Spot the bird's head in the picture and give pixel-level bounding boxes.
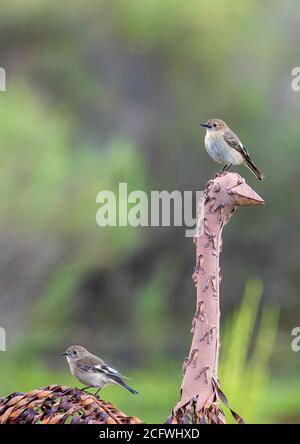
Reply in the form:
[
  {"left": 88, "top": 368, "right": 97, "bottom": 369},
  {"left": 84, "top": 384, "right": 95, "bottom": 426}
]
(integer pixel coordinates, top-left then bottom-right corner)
[
  {"left": 200, "top": 119, "right": 227, "bottom": 132},
  {"left": 60, "top": 345, "right": 88, "bottom": 360}
]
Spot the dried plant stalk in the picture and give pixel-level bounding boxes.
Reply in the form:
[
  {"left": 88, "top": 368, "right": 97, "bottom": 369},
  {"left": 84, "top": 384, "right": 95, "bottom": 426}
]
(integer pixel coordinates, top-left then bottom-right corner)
[
  {"left": 0, "top": 384, "right": 142, "bottom": 424},
  {"left": 169, "top": 172, "right": 264, "bottom": 424}
]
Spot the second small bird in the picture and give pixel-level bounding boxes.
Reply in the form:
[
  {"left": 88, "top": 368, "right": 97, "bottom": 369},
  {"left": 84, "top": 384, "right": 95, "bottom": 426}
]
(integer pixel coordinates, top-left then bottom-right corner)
[
  {"left": 61, "top": 345, "right": 138, "bottom": 395},
  {"left": 201, "top": 118, "right": 264, "bottom": 180}
]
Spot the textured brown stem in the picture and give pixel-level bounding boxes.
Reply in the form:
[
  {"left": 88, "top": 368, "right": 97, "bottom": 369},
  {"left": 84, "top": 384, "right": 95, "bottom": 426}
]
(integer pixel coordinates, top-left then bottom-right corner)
[{"left": 169, "top": 172, "right": 264, "bottom": 424}]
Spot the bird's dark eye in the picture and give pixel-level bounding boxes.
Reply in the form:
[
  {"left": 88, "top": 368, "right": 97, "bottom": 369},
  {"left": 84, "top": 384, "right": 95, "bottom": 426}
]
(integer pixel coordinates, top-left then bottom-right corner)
[
  {"left": 73, "top": 350, "right": 77, "bottom": 355},
  {"left": 213, "top": 123, "right": 217, "bottom": 128}
]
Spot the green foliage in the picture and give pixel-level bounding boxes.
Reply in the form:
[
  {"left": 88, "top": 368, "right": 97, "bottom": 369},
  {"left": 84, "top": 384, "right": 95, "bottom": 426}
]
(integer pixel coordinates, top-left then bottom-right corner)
[
  {"left": 0, "top": 85, "right": 147, "bottom": 258},
  {"left": 0, "top": 85, "right": 149, "bottom": 354},
  {"left": 133, "top": 260, "right": 174, "bottom": 355},
  {"left": 220, "top": 279, "right": 279, "bottom": 423}
]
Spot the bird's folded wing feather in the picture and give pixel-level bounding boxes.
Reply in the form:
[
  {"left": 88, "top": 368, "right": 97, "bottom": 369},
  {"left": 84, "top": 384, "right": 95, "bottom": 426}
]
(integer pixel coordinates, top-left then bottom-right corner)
[
  {"left": 77, "top": 358, "right": 128, "bottom": 380},
  {"left": 76, "top": 355, "right": 103, "bottom": 373},
  {"left": 101, "top": 364, "right": 130, "bottom": 380},
  {"left": 223, "top": 130, "right": 250, "bottom": 159}
]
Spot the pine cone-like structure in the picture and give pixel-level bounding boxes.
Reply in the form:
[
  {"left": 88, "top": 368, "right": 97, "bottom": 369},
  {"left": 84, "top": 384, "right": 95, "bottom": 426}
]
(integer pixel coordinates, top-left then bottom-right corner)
[{"left": 0, "top": 384, "right": 143, "bottom": 424}]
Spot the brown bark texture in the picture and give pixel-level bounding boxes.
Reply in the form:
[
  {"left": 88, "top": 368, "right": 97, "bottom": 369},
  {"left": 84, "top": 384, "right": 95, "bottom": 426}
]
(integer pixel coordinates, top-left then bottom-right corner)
[{"left": 168, "top": 172, "right": 264, "bottom": 424}]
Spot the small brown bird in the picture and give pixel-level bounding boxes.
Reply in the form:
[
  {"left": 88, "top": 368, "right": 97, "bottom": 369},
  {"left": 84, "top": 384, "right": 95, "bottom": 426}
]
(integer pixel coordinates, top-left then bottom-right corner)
[
  {"left": 61, "top": 345, "right": 138, "bottom": 396},
  {"left": 200, "top": 118, "right": 264, "bottom": 180}
]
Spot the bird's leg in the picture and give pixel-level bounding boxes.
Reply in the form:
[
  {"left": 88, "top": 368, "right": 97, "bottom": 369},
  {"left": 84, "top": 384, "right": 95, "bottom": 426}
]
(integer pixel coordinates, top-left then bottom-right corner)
[
  {"left": 217, "top": 164, "right": 228, "bottom": 176},
  {"left": 81, "top": 386, "right": 93, "bottom": 392},
  {"left": 95, "top": 388, "right": 102, "bottom": 397},
  {"left": 227, "top": 163, "right": 233, "bottom": 171}
]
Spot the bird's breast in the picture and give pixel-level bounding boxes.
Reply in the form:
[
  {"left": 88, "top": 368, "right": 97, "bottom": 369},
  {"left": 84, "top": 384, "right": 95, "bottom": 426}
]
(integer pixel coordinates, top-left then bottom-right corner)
[
  {"left": 205, "top": 132, "right": 243, "bottom": 165},
  {"left": 76, "top": 368, "right": 108, "bottom": 387}
]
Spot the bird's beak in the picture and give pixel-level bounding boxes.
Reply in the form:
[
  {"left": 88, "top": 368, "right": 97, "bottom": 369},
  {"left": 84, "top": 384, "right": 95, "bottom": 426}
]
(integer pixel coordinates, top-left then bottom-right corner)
[
  {"left": 200, "top": 123, "right": 211, "bottom": 129},
  {"left": 60, "top": 352, "right": 68, "bottom": 356}
]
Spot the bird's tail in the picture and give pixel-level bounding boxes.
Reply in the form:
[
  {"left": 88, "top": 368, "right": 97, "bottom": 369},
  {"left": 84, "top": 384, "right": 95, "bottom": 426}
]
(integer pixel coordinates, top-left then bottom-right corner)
[
  {"left": 245, "top": 157, "right": 264, "bottom": 181},
  {"left": 117, "top": 379, "right": 139, "bottom": 395},
  {"left": 110, "top": 374, "right": 138, "bottom": 394}
]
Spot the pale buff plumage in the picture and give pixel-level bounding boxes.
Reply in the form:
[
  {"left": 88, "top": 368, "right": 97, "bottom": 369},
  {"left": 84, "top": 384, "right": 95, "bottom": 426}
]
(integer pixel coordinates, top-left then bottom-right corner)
[{"left": 201, "top": 119, "right": 264, "bottom": 180}]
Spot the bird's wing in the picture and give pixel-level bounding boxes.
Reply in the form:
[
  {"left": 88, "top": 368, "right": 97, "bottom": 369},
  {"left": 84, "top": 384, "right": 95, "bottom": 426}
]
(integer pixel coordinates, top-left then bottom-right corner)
[
  {"left": 76, "top": 355, "right": 104, "bottom": 373},
  {"left": 77, "top": 359, "right": 137, "bottom": 394},
  {"left": 223, "top": 130, "right": 250, "bottom": 159},
  {"left": 77, "top": 358, "right": 129, "bottom": 380},
  {"left": 100, "top": 363, "right": 130, "bottom": 380}
]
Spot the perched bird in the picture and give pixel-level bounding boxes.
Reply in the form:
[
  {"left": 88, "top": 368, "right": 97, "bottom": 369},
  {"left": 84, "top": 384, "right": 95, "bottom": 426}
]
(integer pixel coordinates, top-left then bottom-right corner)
[
  {"left": 200, "top": 119, "right": 264, "bottom": 180},
  {"left": 61, "top": 345, "right": 138, "bottom": 396}
]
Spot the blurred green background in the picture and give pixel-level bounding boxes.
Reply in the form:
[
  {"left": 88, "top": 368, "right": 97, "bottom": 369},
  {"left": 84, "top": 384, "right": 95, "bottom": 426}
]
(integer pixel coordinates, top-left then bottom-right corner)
[{"left": 0, "top": 0, "right": 300, "bottom": 424}]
